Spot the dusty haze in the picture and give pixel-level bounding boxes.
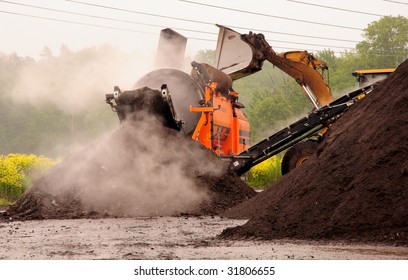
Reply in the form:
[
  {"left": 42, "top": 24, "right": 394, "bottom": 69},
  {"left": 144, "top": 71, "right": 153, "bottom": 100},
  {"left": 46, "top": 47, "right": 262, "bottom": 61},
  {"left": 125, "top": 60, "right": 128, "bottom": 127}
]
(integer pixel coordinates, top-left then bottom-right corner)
[
  {"left": 9, "top": 45, "right": 156, "bottom": 114},
  {"left": 5, "top": 41, "right": 198, "bottom": 157},
  {"left": 5, "top": 42, "right": 220, "bottom": 215},
  {"left": 30, "top": 108, "right": 225, "bottom": 216}
]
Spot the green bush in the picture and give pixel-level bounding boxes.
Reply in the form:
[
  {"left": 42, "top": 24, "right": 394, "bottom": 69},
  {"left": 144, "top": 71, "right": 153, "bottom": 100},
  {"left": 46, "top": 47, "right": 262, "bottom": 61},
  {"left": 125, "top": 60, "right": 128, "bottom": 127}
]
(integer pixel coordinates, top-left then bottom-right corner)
[
  {"left": 246, "top": 156, "right": 282, "bottom": 189},
  {"left": 0, "top": 154, "right": 55, "bottom": 204}
]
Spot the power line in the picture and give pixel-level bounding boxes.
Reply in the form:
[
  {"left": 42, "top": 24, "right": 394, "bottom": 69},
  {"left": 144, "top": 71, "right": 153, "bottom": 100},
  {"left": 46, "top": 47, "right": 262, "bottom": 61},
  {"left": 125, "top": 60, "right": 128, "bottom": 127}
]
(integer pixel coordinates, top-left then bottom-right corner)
[
  {"left": 0, "top": 10, "right": 157, "bottom": 35},
  {"left": 0, "top": 0, "right": 216, "bottom": 35},
  {"left": 287, "top": 0, "right": 384, "bottom": 16},
  {"left": 267, "top": 39, "right": 352, "bottom": 49},
  {"left": 0, "top": 8, "right": 351, "bottom": 50},
  {"left": 0, "top": 1, "right": 354, "bottom": 49},
  {"left": 267, "top": 46, "right": 349, "bottom": 53},
  {"left": 228, "top": 25, "right": 359, "bottom": 43},
  {"left": 0, "top": 1, "right": 361, "bottom": 43},
  {"left": 65, "top": 0, "right": 214, "bottom": 26},
  {"left": 0, "top": 10, "right": 396, "bottom": 56},
  {"left": 0, "top": 10, "right": 356, "bottom": 51},
  {"left": 383, "top": 0, "right": 408, "bottom": 5},
  {"left": 2, "top": 4, "right": 403, "bottom": 55},
  {"left": 179, "top": 0, "right": 363, "bottom": 30},
  {"left": 1, "top": 10, "right": 399, "bottom": 55},
  {"left": 66, "top": 0, "right": 360, "bottom": 43},
  {"left": 0, "top": 3, "right": 402, "bottom": 52}
]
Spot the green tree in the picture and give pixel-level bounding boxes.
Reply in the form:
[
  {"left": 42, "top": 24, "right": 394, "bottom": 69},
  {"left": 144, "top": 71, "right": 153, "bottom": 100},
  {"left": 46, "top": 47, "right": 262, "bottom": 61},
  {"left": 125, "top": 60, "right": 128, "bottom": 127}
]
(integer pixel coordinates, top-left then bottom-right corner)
[
  {"left": 245, "top": 77, "right": 311, "bottom": 142},
  {"left": 0, "top": 46, "right": 123, "bottom": 157},
  {"left": 194, "top": 49, "right": 216, "bottom": 65},
  {"left": 317, "top": 49, "right": 338, "bottom": 70},
  {"left": 316, "top": 16, "right": 408, "bottom": 94},
  {"left": 40, "top": 46, "right": 54, "bottom": 60},
  {"left": 356, "top": 16, "right": 408, "bottom": 68},
  {"left": 317, "top": 50, "right": 365, "bottom": 95}
]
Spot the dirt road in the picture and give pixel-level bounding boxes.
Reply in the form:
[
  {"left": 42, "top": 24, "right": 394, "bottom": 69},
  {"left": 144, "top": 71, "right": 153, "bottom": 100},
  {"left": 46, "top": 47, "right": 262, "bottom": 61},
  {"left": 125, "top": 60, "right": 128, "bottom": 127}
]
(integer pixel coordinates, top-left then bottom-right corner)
[{"left": 1, "top": 215, "right": 407, "bottom": 260}]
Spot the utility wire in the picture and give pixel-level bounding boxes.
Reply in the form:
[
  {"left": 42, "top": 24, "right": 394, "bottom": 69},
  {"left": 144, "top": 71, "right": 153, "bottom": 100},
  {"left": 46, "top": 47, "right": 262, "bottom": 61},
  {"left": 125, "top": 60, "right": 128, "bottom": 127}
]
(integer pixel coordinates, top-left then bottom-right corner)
[
  {"left": 287, "top": 0, "right": 385, "bottom": 16},
  {"left": 1, "top": 5, "right": 403, "bottom": 55},
  {"left": 0, "top": 7, "right": 398, "bottom": 55},
  {"left": 1, "top": 0, "right": 361, "bottom": 43},
  {"left": 0, "top": 9, "right": 211, "bottom": 44},
  {"left": 0, "top": 0, "right": 216, "bottom": 35},
  {"left": 267, "top": 39, "right": 352, "bottom": 49},
  {"left": 0, "top": 10, "right": 157, "bottom": 35},
  {"left": 383, "top": 0, "right": 408, "bottom": 5},
  {"left": 0, "top": 1, "right": 354, "bottom": 50},
  {"left": 232, "top": 26, "right": 359, "bottom": 43},
  {"left": 1, "top": 9, "right": 401, "bottom": 54},
  {"left": 0, "top": 8, "right": 218, "bottom": 43},
  {"left": 65, "top": 0, "right": 214, "bottom": 26},
  {"left": 66, "top": 0, "right": 360, "bottom": 43},
  {"left": 0, "top": 10, "right": 355, "bottom": 50},
  {"left": 179, "top": 0, "right": 363, "bottom": 30}
]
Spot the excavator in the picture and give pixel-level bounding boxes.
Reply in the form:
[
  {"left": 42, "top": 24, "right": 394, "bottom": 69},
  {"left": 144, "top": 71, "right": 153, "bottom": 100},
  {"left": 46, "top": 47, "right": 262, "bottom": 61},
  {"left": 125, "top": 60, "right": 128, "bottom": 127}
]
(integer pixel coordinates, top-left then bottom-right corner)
[{"left": 106, "top": 25, "right": 376, "bottom": 176}]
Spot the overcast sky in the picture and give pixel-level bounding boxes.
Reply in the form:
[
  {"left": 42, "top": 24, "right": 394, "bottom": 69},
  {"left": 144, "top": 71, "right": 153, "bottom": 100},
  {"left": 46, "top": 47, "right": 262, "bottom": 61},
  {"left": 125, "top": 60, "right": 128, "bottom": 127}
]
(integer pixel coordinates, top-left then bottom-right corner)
[{"left": 1, "top": 0, "right": 407, "bottom": 59}]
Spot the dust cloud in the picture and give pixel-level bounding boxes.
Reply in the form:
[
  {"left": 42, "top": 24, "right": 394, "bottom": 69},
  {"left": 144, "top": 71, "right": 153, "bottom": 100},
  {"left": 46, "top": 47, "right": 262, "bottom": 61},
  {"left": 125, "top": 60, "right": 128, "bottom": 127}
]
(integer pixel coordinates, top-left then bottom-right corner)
[
  {"left": 31, "top": 107, "right": 225, "bottom": 216},
  {"left": 4, "top": 42, "right": 237, "bottom": 217},
  {"left": 5, "top": 44, "right": 184, "bottom": 158},
  {"left": 9, "top": 46, "right": 155, "bottom": 114}
]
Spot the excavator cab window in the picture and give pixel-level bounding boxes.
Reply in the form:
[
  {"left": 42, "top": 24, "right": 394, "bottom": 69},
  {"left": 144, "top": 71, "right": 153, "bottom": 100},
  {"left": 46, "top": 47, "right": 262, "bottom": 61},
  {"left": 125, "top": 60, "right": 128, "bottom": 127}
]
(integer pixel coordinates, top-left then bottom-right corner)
[{"left": 352, "top": 69, "right": 395, "bottom": 88}]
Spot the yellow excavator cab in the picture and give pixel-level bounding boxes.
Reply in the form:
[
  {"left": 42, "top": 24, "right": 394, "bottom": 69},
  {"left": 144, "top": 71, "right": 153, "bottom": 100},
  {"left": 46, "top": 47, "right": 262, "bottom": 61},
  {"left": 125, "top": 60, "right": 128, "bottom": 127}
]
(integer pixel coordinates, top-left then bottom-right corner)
[{"left": 352, "top": 69, "right": 395, "bottom": 87}]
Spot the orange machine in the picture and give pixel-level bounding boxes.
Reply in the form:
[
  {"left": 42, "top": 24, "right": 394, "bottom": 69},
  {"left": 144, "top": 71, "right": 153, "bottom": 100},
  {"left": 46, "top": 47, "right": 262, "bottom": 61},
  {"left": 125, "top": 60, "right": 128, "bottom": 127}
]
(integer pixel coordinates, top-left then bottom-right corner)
[
  {"left": 189, "top": 68, "right": 250, "bottom": 155},
  {"left": 106, "top": 25, "right": 342, "bottom": 175}
]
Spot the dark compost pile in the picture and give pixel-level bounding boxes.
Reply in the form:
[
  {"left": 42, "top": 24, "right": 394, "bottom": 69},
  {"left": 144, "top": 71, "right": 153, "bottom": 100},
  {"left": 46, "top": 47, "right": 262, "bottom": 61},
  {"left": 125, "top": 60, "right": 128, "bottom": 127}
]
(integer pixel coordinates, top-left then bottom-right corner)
[{"left": 222, "top": 59, "right": 408, "bottom": 245}]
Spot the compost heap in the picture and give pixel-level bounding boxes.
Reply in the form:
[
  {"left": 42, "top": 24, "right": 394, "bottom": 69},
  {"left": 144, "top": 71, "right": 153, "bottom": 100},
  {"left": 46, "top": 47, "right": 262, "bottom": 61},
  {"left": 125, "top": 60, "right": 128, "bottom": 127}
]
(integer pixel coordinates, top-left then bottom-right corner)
[
  {"left": 223, "top": 59, "right": 408, "bottom": 245},
  {"left": 3, "top": 87, "right": 255, "bottom": 220}
]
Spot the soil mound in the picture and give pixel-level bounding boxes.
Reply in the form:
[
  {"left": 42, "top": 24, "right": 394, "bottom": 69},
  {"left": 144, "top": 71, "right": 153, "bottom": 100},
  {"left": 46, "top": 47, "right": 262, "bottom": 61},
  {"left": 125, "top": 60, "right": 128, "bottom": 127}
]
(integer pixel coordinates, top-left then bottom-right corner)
[
  {"left": 3, "top": 88, "right": 255, "bottom": 221},
  {"left": 222, "top": 59, "right": 408, "bottom": 245}
]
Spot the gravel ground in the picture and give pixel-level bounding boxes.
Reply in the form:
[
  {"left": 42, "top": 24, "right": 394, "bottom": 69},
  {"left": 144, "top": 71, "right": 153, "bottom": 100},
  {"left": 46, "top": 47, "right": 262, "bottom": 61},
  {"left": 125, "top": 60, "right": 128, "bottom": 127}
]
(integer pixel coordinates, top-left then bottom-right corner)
[{"left": 1, "top": 216, "right": 407, "bottom": 260}]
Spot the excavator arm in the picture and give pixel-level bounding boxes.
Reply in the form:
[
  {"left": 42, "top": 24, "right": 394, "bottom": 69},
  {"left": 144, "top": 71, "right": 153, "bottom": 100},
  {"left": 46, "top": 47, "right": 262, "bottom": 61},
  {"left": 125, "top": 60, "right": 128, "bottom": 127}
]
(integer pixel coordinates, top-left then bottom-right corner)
[{"left": 214, "top": 25, "right": 334, "bottom": 108}]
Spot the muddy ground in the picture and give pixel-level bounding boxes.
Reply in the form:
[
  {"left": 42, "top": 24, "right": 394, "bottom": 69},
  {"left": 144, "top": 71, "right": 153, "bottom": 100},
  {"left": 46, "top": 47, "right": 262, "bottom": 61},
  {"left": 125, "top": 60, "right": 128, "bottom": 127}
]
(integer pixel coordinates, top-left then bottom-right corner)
[{"left": 1, "top": 213, "right": 407, "bottom": 260}]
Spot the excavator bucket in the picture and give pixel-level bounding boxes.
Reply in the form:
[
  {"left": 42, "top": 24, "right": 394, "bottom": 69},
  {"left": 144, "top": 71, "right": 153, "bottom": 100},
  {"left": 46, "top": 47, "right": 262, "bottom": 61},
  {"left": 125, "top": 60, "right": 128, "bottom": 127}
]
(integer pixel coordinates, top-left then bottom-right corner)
[
  {"left": 214, "top": 25, "right": 264, "bottom": 80},
  {"left": 215, "top": 25, "right": 333, "bottom": 108}
]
